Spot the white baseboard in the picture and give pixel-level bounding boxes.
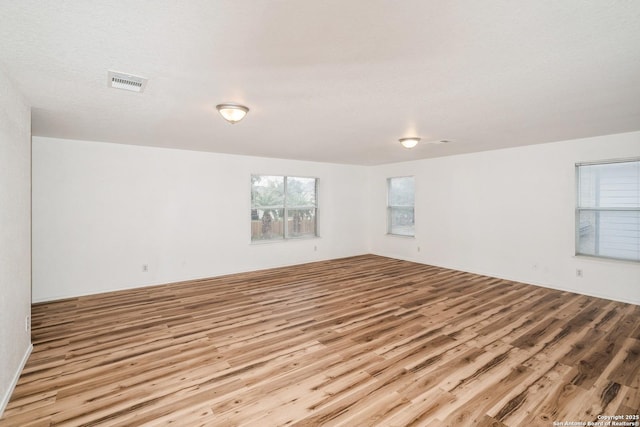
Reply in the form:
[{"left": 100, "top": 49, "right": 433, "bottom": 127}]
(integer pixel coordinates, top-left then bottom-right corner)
[{"left": 0, "top": 343, "right": 33, "bottom": 418}]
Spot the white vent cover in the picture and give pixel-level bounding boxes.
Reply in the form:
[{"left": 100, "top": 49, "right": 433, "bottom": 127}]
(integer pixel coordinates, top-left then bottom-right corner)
[{"left": 108, "top": 70, "right": 147, "bottom": 93}]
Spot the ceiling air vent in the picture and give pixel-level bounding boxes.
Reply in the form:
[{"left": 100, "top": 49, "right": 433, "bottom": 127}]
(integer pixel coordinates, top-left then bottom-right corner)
[{"left": 108, "top": 70, "right": 147, "bottom": 93}]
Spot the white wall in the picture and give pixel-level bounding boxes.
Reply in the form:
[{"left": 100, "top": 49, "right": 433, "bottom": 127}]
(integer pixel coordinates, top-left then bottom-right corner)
[
  {"left": 32, "top": 131, "right": 640, "bottom": 305},
  {"left": 0, "top": 70, "right": 32, "bottom": 414},
  {"left": 369, "top": 131, "right": 640, "bottom": 305},
  {"left": 32, "top": 137, "right": 368, "bottom": 302}
]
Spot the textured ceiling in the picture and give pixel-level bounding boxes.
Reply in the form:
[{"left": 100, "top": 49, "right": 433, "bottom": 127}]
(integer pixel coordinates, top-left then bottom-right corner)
[{"left": 1, "top": 0, "right": 639, "bottom": 165}]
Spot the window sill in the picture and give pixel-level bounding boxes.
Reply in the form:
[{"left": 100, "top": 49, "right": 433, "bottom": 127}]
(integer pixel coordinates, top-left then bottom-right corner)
[
  {"left": 386, "top": 233, "right": 415, "bottom": 239},
  {"left": 250, "top": 236, "right": 321, "bottom": 245},
  {"left": 573, "top": 254, "right": 640, "bottom": 265}
]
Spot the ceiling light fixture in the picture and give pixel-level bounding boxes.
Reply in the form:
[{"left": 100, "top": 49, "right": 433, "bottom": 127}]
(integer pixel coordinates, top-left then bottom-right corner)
[
  {"left": 216, "top": 103, "right": 249, "bottom": 124},
  {"left": 399, "top": 137, "right": 420, "bottom": 149}
]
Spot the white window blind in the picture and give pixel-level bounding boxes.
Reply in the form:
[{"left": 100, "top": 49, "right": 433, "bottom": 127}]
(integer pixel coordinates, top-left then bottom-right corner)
[
  {"left": 387, "top": 176, "right": 415, "bottom": 236},
  {"left": 576, "top": 159, "right": 640, "bottom": 262}
]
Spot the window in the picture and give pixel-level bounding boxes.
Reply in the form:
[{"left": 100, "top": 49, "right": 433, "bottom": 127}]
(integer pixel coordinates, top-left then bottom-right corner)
[
  {"left": 251, "top": 175, "right": 318, "bottom": 241},
  {"left": 387, "top": 176, "right": 415, "bottom": 236},
  {"left": 576, "top": 158, "right": 640, "bottom": 262}
]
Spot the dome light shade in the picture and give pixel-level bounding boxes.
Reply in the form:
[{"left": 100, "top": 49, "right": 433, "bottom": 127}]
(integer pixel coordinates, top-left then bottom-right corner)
[
  {"left": 399, "top": 137, "right": 420, "bottom": 149},
  {"left": 216, "top": 104, "right": 249, "bottom": 124}
]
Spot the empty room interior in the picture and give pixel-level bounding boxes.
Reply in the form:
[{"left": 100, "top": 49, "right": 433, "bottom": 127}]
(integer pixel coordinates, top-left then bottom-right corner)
[{"left": 1, "top": 1, "right": 640, "bottom": 426}]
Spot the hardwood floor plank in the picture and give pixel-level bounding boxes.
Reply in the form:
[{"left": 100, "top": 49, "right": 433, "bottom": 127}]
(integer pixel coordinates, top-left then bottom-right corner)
[
  {"left": 383, "top": 386, "right": 456, "bottom": 427},
  {"left": 1, "top": 255, "right": 638, "bottom": 426}
]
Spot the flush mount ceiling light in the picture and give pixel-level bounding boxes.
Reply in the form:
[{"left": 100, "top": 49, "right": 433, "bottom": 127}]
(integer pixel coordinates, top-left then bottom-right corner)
[
  {"left": 216, "top": 103, "right": 249, "bottom": 124},
  {"left": 399, "top": 137, "right": 420, "bottom": 149}
]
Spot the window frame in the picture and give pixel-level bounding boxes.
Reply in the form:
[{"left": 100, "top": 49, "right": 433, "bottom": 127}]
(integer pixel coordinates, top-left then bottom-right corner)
[
  {"left": 250, "top": 174, "right": 319, "bottom": 242},
  {"left": 575, "top": 157, "right": 640, "bottom": 262},
  {"left": 387, "top": 176, "right": 415, "bottom": 237}
]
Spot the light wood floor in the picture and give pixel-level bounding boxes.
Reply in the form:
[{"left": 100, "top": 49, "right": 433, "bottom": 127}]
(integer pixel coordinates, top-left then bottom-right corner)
[{"left": 2, "top": 255, "right": 639, "bottom": 426}]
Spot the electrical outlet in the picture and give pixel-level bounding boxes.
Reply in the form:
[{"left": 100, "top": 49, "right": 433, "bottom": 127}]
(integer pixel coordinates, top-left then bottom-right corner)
[
  {"left": 576, "top": 269, "right": 583, "bottom": 278},
  {"left": 142, "top": 264, "right": 148, "bottom": 272},
  {"left": 25, "top": 315, "right": 30, "bottom": 333},
  {"left": 417, "top": 246, "right": 421, "bottom": 252},
  {"left": 314, "top": 245, "right": 317, "bottom": 252}
]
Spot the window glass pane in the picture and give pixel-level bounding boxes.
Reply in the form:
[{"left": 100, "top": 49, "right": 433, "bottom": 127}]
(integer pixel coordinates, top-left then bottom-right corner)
[
  {"left": 577, "top": 159, "right": 640, "bottom": 262},
  {"left": 251, "top": 175, "right": 284, "bottom": 208},
  {"left": 286, "top": 177, "right": 317, "bottom": 207},
  {"left": 287, "top": 208, "right": 316, "bottom": 238},
  {"left": 389, "top": 207, "right": 415, "bottom": 236},
  {"left": 579, "top": 161, "right": 640, "bottom": 208},
  {"left": 578, "top": 210, "right": 640, "bottom": 261},
  {"left": 251, "top": 208, "right": 284, "bottom": 241},
  {"left": 599, "top": 210, "right": 640, "bottom": 260},
  {"left": 388, "top": 176, "right": 415, "bottom": 236},
  {"left": 251, "top": 175, "right": 318, "bottom": 241},
  {"left": 388, "top": 177, "right": 415, "bottom": 206},
  {"left": 577, "top": 210, "right": 597, "bottom": 256}
]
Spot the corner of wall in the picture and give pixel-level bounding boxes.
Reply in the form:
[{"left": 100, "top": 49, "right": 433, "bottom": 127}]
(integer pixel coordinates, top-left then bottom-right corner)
[
  {"left": 0, "top": 68, "right": 32, "bottom": 418},
  {"left": 0, "top": 344, "right": 32, "bottom": 417}
]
